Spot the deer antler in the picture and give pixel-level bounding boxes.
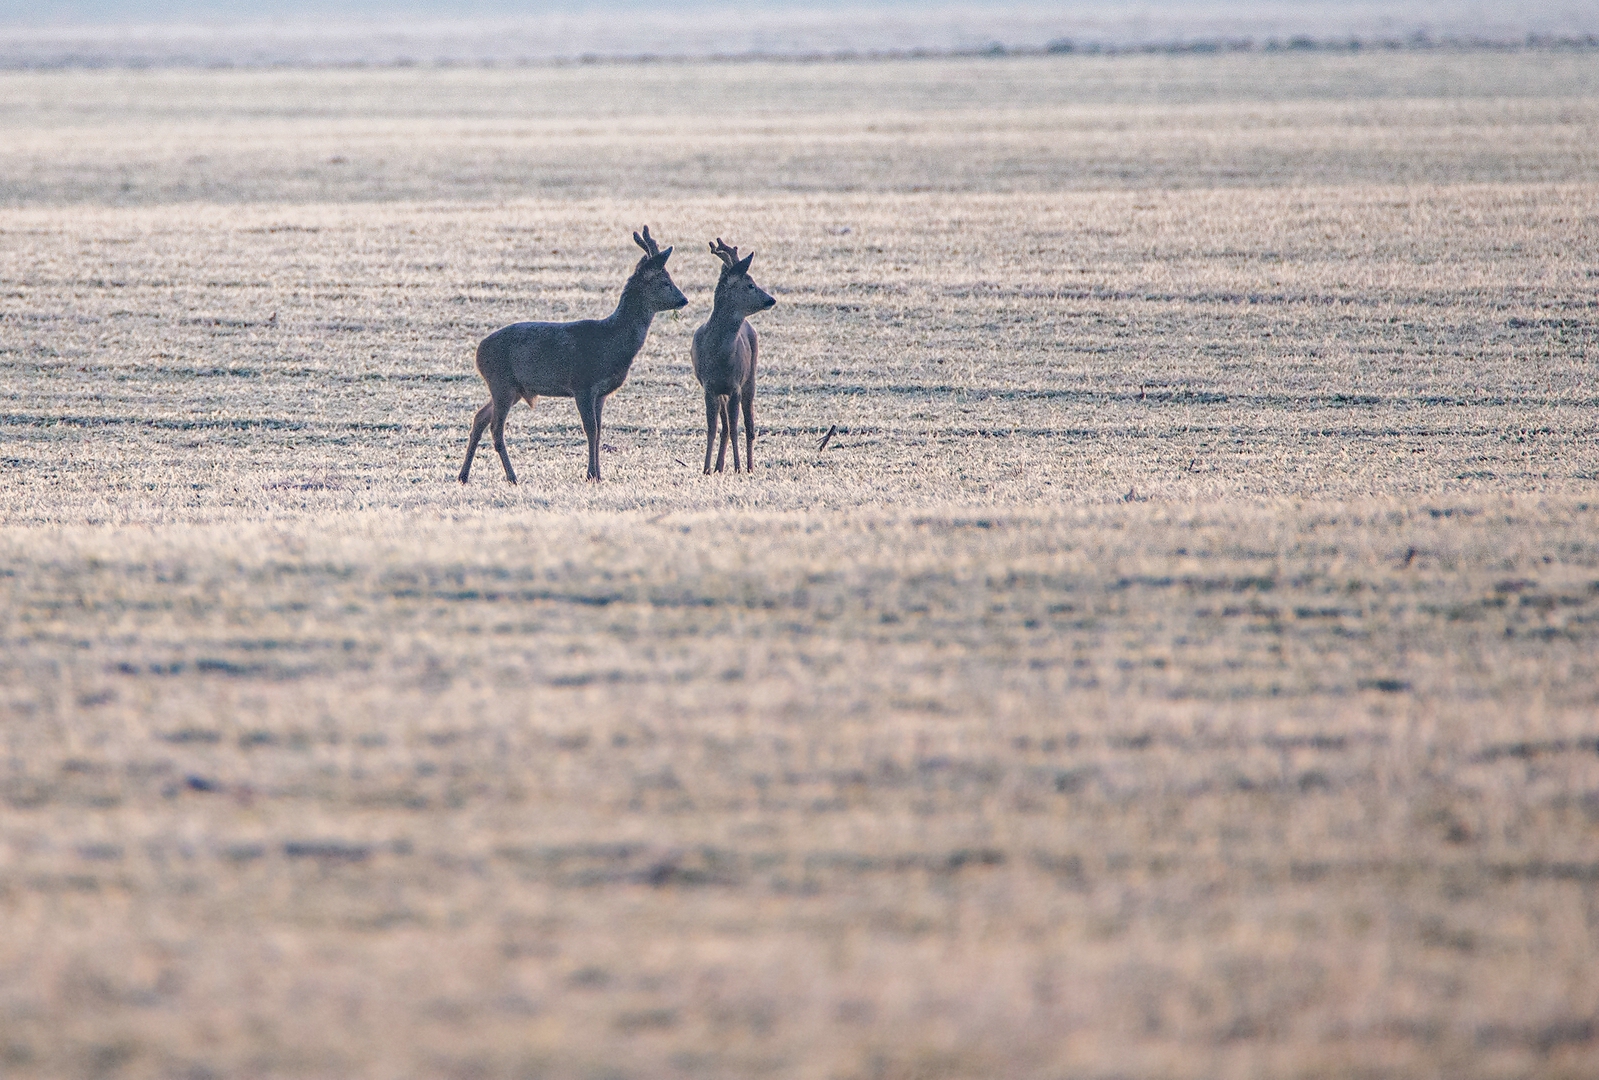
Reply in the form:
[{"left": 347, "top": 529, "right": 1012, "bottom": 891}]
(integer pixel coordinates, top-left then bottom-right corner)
[
  {"left": 709, "top": 237, "right": 740, "bottom": 268},
  {"left": 633, "top": 225, "right": 661, "bottom": 258}
]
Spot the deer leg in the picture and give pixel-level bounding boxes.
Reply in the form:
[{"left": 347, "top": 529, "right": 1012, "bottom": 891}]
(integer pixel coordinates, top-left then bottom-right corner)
[
  {"left": 576, "top": 391, "right": 603, "bottom": 482},
  {"left": 726, "top": 388, "right": 742, "bottom": 474},
  {"left": 703, "top": 393, "right": 720, "bottom": 474},
  {"left": 714, "top": 398, "right": 731, "bottom": 473},
  {"left": 741, "top": 388, "right": 755, "bottom": 473},
  {"left": 459, "top": 400, "right": 493, "bottom": 484},
  {"left": 489, "top": 395, "right": 517, "bottom": 484}
]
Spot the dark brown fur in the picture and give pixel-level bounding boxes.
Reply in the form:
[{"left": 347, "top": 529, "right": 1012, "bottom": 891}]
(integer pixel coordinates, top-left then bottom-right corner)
[
  {"left": 459, "top": 227, "right": 687, "bottom": 484},
  {"left": 690, "top": 238, "right": 775, "bottom": 474}
]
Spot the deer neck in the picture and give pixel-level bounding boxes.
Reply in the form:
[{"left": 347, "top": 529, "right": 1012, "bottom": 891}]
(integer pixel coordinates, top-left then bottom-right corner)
[
  {"left": 606, "top": 280, "right": 657, "bottom": 349},
  {"left": 703, "top": 299, "right": 748, "bottom": 345}
]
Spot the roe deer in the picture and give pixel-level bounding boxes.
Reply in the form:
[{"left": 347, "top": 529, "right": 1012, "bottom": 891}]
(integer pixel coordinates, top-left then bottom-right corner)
[
  {"left": 691, "top": 238, "right": 774, "bottom": 474},
  {"left": 458, "top": 226, "right": 687, "bottom": 485}
]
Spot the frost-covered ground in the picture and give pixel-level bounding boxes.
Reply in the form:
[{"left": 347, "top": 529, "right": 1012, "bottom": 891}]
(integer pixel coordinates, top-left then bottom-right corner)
[{"left": 2, "top": 47, "right": 1598, "bottom": 1078}]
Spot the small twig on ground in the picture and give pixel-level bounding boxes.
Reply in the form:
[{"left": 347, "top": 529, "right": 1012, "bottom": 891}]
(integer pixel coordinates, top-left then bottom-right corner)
[
  {"left": 674, "top": 458, "right": 688, "bottom": 468},
  {"left": 817, "top": 424, "right": 837, "bottom": 452}
]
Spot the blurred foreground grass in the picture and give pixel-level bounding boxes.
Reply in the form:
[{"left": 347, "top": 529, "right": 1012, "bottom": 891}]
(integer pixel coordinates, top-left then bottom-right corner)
[{"left": 3, "top": 501, "right": 1599, "bottom": 1077}]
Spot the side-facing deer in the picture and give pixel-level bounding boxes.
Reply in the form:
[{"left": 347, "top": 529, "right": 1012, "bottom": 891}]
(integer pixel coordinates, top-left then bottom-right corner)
[
  {"left": 458, "top": 226, "right": 687, "bottom": 485},
  {"left": 691, "top": 238, "right": 775, "bottom": 474}
]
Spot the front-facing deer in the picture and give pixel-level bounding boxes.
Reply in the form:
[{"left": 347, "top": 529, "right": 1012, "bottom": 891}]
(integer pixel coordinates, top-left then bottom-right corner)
[
  {"left": 691, "top": 238, "right": 775, "bottom": 474},
  {"left": 459, "top": 226, "right": 687, "bottom": 485}
]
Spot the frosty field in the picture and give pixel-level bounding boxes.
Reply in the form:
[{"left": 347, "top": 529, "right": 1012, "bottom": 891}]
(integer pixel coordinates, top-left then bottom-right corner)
[{"left": 1, "top": 49, "right": 1598, "bottom": 1079}]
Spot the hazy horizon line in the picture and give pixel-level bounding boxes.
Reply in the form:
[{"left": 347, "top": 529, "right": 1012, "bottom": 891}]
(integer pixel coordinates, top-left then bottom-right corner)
[{"left": 2, "top": 2, "right": 1595, "bottom": 70}]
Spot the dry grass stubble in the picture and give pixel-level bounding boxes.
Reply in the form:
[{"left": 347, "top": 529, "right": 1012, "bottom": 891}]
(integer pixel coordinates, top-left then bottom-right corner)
[
  {"left": 3, "top": 501, "right": 1599, "bottom": 1079},
  {"left": 1, "top": 48, "right": 1598, "bottom": 1080},
  {"left": 1, "top": 184, "right": 1595, "bottom": 518}
]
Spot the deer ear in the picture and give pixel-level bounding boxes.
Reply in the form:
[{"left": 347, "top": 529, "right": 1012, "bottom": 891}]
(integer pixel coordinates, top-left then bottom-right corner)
[
  {"left": 633, "top": 231, "right": 649, "bottom": 254},
  {"left": 736, "top": 253, "right": 753, "bottom": 274},
  {"left": 655, "top": 245, "right": 673, "bottom": 264}
]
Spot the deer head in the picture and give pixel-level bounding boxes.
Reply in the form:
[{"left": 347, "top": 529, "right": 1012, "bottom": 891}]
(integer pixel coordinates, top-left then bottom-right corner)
[
  {"left": 629, "top": 225, "right": 687, "bottom": 311},
  {"left": 709, "top": 237, "right": 774, "bottom": 317}
]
